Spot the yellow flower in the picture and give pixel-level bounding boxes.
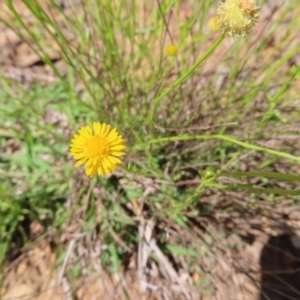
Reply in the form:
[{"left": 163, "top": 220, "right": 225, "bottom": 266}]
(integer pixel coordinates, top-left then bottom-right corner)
[
  {"left": 208, "top": 16, "right": 221, "bottom": 33},
  {"left": 217, "top": 0, "right": 260, "bottom": 37},
  {"left": 70, "top": 122, "right": 126, "bottom": 178},
  {"left": 166, "top": 44, "right": 178, "bottom": 56}
]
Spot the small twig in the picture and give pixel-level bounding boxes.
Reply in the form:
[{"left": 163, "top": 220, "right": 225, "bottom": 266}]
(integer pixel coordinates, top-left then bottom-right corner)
[
  {"left": 138, "top": 219, "right": 156, "bottom": 292},
  {"left": 109, "top": 227, "right": 132, "bottom": 253},
  {"left": 149, "top": 240, "right": 192, "bottom": 300},
  {"left": 57, "top": 238, "right": 76, "bottom": 285}
]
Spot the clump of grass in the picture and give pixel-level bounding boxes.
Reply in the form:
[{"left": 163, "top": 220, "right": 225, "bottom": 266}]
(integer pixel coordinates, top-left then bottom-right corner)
[{"left": 1, "top": 0, "right": 300, "bottom": 298}]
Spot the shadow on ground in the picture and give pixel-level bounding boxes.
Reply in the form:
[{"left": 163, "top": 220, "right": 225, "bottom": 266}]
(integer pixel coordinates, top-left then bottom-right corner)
[{"left": 260, "top": 234, "right": 300, "bottom": 300}]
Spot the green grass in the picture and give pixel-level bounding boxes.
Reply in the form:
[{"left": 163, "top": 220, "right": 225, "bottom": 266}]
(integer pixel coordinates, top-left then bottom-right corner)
[{"left": 1, "top": 0, "right": 300, "bottom": 297}]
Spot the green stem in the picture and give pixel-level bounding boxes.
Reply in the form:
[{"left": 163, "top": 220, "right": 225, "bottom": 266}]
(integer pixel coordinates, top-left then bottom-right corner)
[
  {"left": 257, "top": 66, "right": 300, "bottom": 130},
  {"left": 149, "top": 134, "right": 300, "bottom": 163},
  {"left": 149, "top": 35, "right": 225, "bottom": 133}
]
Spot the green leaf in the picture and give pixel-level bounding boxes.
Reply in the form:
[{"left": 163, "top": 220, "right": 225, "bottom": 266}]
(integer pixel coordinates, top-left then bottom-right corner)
[
  {"left": 220, "top": 171, "right": 300, "bottom": 182},
  {"left": 165, "top": 245, "right": 198, "bottom": 257},
  {"left": 108, "top": 243, "right": 121, "bottom": 274},
  {"left": 150, "top": 134, "right": 300, "bottom": 164},
  {"left": 226, "top": 184, "right": 300, "bottom": 196}
]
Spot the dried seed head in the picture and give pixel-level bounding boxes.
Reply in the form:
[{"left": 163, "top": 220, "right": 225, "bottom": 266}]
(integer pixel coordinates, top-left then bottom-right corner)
[{"left": 217, "top": 0, "right": 260, "bottom": 37}]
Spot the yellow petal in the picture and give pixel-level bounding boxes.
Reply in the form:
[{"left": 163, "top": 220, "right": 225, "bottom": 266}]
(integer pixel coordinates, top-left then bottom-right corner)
[
  {"left": 79, "top": 126, "right": 92, "bottom": 138},
  {"left": 109, "top": 138, "right": 125, "bottom": 147},
  {"left": 86, "top": 157, "right": 94, "bottom": 167},
  {"left": 86, "top": 165, "right": 97, "bottom": 177},
  {"left": 100, "top": 123, "right": 110, "bottom": 136},
  {"left": 93, "top": 122, "right": 101, "bottom": 134},
  {"left": 107, "top": 156, "right": 121, "bottom": 165},
  {"left": 107, "top": 130, "right": 118, "bottom": 142},
  {"left": 75, "top": 157, "right": 87, "bottom": 167},
  {"left": 97, "top": 164, "right": 105, "bottom": 176},
  {"left": 72, "top": 153, "right": 86, "bottom": 160},
  {"left": 110, "top": 144, "right": 126, "bottom": 151},
  {"left": 112, "top": 151, "right": 125, "bottom": 157}
]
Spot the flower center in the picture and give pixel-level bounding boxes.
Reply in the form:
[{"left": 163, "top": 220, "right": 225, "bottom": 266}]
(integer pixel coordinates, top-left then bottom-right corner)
[{"left": 85, "top": 135, "right": 109, "bottom": 158}]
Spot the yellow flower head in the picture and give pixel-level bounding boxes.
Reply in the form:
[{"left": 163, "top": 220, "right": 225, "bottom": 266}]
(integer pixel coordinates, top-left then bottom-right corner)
[
  {"left": 208, "top": 16, "right": 221, "bottom": 33},
  {"left": 217, "top": 0, "right": 260, "bottom": 37},
  {"left": 166, "top": 44, "right": 178, "bottom": 56},
  {"left": 70, "top": 122, "right": 126, "bottom": 178}
]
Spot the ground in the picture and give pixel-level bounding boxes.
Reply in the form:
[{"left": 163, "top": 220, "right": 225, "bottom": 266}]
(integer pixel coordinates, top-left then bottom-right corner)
[{"left": 1, "top": 0, "right": 300, "bottom": 299}]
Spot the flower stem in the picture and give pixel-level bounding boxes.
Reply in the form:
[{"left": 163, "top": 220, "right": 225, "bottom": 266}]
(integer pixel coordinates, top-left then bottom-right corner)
[{"left": 149, "top": 34, "right": 225, "bottom": 133}]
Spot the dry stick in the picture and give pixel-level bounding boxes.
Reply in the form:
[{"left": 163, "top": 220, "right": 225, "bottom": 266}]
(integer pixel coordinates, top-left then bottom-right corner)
[
  {"left": 149, "top": 240, "right": 192, "bottom": 300},
  {"left": 58, "top": 238, "right": 76, "bottom": 285},
  {"left": 138, "top": 219, "right": 157, "bottom": 292}
]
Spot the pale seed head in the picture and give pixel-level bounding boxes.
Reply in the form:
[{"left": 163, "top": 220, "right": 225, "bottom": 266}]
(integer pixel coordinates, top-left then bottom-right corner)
[
  {"left": 217, "top": 0, "right": 260, "bottom": 37},
  {"left": 208, "top": 16, "right": 221, "bottom": 33}
]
